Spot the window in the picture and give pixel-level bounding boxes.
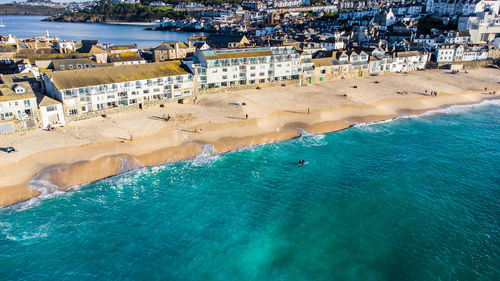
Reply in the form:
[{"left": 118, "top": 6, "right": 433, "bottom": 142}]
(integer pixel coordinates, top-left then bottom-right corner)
[
  {"left": 143, "top": 90, "right": 150, "bottom": 94},
  {"left": 68, "top": 108, "right": 78, "bottom": 115},
  {"left": 250, "top": 66, "right": 256, "bottom": 70},
  {"left": 222, "top": 75, "right": 228, "bottom": 80},
  {"left": 223, "top": 68, "right": 227, "bottom": 72},
  {"left": 46, "top": 105, "right": 56, "bottom": 112},
  {"left": 259, "top": 72, "right": 265, "bottom": 76}
]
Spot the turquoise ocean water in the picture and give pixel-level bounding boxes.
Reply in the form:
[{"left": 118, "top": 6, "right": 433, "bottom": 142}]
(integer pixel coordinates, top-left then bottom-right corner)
[{"left": 1, "top": 100, "right": 499, "bottom": 280}]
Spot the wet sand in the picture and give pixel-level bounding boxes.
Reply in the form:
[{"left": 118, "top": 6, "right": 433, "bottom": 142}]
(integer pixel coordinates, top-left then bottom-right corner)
[{"left": 0, "top": 69, "right": 499, "bottom": 207}]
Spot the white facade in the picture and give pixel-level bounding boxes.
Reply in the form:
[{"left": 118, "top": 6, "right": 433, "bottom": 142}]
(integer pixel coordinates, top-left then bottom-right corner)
[
  {"left": 43, "top": 66, "right": 195, "bottom": 118},
  {"left": 320, "top": 39, "right": 345, "bottom": 51},
  {"left": 0, "top": 97, "right": 37, "bottom": 122},
  {"left": 437, "top": 44, "right": 456, "bottom": 62},
  {"left": 458, "top": 11, "right": 500, "bottom": 43},
  {"left": 390, "top": 52, "right": 429, "bottom": 72},
  {"left": 193, "top": 46, "right": 303, "bottom": 89},
  {"left": 39, "top": 102, "right": 66, "bottom": 129}
]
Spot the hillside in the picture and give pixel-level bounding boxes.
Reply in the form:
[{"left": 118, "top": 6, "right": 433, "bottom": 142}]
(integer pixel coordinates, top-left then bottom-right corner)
[
  {"left": 0, "top": 3, "right": 64, "bottom": 16},
  {"left": 44, "top": 3, "right": 186, "bottom": 23}
]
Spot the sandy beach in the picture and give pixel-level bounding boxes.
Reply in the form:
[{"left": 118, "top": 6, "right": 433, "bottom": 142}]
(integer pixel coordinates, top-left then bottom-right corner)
[{"left": 0, "top": 69, "right": 499, "bottom": 207}]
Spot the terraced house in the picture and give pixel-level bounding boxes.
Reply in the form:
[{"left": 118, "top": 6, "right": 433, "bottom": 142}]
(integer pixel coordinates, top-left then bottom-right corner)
[
  {"left": 42, "top": 61, "right": 194, "bottom": 119},
  {"left": 188, "top": 46, "right": 303, "bottom": 89},
  {"left": 0, "top": 81, "right": 38, "bottom": 134}
]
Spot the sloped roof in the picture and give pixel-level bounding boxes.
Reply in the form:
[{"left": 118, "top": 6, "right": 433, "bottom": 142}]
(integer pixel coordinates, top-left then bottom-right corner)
[
  {"left": 77, "top": 45, "right": 107, "bottom": 54},
  {"left": 48, "top": 60, "right": 190, "bottom": 90},
  {"left": 52, "top": 58, "right": 98, "bottom": 71},
  {"left": 153, "top": 42, "right": 191, "bottom": 51},
  {"left": 109, "top": 44, "right": 137, "bottom": 51},
  {"left": 313, "top": 57, "right": 335, "bottom": 67},
  {"left": 108, "top": 53, "right": 144, "bottom": 63},
  {"left": 0, "top": 82, "right": 36, "bottom": 102},
  {"left": 395, "top": 51, "right": 421, "bottom": 58},
  {"left": 38, "top": 95, "right": 61, "bottom": 107}
]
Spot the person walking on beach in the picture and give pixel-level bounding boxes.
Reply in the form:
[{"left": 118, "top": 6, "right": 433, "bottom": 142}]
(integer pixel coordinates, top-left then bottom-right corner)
[
  {"left": 307, "top": 108, "right": 310, "bottom": 115},
  {"left": 130, "top": 134, "right": 134, "bottom": 142},
  {"left": 245, "top": 114, "right": 248, "bottom": 120}
]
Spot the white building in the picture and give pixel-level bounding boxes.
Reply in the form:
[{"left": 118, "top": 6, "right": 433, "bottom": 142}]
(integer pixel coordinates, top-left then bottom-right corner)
[
  {"left": 319, "top": 38, "right": 345, "bottom": 51},
  {"left": 390, "top": 51, "right": 429, "bottom": 72},
  {"left": 42, "top": 61, "right": 195, "bottom": 118},
  {"left": 38, "top": 95, "right": 66, "bottom": 129},
  {"left": 437, "top": 43, "right": 489, "bottom": 62},
  {"left": 189, "top": 46, "right": 303, "bottom": 89},
  {"left": 458, "top": 10, "right": 500, "bottom": 43},
  {"left": 437, "top": 44, "right": 456, "bottom": 62},
  {"left": 0, "top": 82, "right": 38, "bottom": 133}
]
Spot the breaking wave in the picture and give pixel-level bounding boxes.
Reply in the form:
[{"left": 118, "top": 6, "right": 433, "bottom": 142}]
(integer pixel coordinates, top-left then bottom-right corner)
[
  {"left": 189, "top": 144, "right": 220, "bottom": 166},
  {"left": 355, "top": 98, "right": 500, "bottom": 129},
  {"left": 296, "top": 129, "right": 327, "bottom": 147}
]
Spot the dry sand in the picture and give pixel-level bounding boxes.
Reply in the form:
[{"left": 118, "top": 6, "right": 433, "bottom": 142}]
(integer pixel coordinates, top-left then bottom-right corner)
[{"left": 0, "top": 69, "right": 499, "bottom": 207}]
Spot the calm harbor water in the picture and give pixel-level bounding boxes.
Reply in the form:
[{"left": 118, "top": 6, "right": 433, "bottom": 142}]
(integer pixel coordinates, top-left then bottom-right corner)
[
  {"left": 0, "top": 100, "right": 499, "bottom": 280},
  {"left": 0, "top": 15, "right": 200, "bottom": 48}
]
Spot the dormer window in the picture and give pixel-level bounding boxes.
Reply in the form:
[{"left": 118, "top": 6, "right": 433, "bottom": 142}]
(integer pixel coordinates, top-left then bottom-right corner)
[{"left": 13, "top": 85, "right": 25, "bottom": 94}]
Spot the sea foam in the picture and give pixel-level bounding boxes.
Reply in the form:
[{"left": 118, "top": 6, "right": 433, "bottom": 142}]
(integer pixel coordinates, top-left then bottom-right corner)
[{"left": 355, "top": 98, "right": 500, "bottom": 128}]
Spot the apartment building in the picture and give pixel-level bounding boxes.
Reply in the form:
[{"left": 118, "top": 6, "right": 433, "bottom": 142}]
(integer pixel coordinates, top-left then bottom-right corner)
[
  {"left": 189, "top": 46, "right": 303, "bottom": 89},
  {"left": 458, "top": 10, "right": 500, "bottom": 43},
  {"left": 42, "top": 61, "right": 195, "bottom": 118}
]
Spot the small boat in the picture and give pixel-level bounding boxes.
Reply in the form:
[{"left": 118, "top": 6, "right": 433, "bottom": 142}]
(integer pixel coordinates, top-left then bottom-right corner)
[{"left": 0, "top": 19, "right": 5, "bottom": 27}]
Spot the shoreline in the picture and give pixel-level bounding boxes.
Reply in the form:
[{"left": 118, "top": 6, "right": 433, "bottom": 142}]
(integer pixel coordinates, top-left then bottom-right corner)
[
  {"left": 1, "top": 93, "right": 498, "bottom": 208},
  {"left": 104, "top": 21, "right": 159, "bottom": 26},
  {"left": 0, "top": 69, "right": 498, "bottom": 207}
]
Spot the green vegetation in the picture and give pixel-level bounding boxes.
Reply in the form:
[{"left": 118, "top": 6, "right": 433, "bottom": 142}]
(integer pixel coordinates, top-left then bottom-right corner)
[
  {"left": 45, "top": 3, "right": 187, "bottom": 23},
  {"left": 417, "top": 15, "right": 458, "bottom": 34},
  {"left": 0, "top": 3, "right": 64, "bottom": 16},
  {"left": 320, "top": 12, "right": 338, "bottom": 20}
]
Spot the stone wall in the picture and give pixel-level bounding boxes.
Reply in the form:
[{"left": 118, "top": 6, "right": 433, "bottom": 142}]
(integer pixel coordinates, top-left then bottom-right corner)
[
  {"left": 198, "top": 79, "right": 300, "bottom": 95},
  {"left": 65, "top": 97, "right": 181, "bottom": 122},
  {"left": 0, "top": 117, "right": 40, "bottom": 135},
  {"left": 438, "top": 60, "right": 493, "bottom": 69}
]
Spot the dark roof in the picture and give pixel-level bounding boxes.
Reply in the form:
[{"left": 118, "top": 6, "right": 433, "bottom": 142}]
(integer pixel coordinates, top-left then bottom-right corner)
[
  {"left": 206, "top": 34, "right": 246, "bottom": 44},
  {"left": 52, "top": 58, "right": 98, "bottom": 71}
]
